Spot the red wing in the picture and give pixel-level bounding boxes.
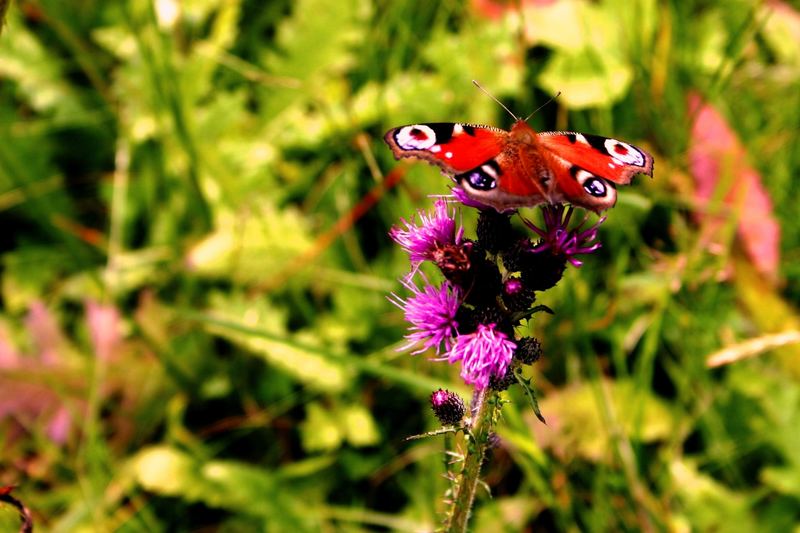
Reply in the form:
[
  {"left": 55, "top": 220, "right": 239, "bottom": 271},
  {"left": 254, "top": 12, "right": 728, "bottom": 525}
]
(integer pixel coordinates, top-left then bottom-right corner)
[
  {"left": 384, "top": 123, "right": 507, "bottom": 174},
  {"left": 538, "top": 132, "right": 654, "bottom": 184},
  {"left": 543, "top": 155, "right": 619, "bottom": 212}
]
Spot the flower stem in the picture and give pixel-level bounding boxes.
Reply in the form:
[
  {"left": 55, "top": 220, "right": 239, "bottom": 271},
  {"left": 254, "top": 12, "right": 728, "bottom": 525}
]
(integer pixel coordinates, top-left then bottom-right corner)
[{"left": 444, "top": 387, "right": 497, "bottom": 532}]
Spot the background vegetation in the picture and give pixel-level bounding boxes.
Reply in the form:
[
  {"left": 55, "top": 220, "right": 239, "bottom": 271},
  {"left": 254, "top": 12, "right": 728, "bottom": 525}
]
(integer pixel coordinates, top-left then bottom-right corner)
[{"left": 1, "top": 0, "right": 799, "bottom": 531}]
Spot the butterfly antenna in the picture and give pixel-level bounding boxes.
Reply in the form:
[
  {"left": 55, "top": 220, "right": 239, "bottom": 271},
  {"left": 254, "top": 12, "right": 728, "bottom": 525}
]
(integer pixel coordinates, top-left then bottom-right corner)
[
  {"left": 522, "top": 92, "right": 561, "bottom": 123},
  {"left": 472, "top": 80, "right": 520, "bottom": 122}
]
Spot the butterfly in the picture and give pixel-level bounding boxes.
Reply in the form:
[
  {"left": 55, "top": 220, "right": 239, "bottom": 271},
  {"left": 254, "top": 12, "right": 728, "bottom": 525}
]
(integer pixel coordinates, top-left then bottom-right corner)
[{"left": 384, "top": 117, "right": 654, "bottom": 213}]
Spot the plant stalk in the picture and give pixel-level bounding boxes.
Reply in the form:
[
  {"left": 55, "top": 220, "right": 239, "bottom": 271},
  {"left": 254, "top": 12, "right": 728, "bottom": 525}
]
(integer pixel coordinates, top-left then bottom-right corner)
[{"left": 444, "top": 387, "right": 497, "bottom": 532}]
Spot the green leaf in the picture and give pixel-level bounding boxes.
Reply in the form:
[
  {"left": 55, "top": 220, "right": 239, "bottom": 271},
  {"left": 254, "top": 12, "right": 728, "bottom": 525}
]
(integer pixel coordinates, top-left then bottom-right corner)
[
  {"left": 538, "top": 49, "right": 632, "bottom": 109},
  {"left": 2, "top": 248, "right": 71, "bottom": 313},
  {"left": 423, "top": 20, "right": 523, "bottom": 102},
  {"left": 531, "top": 380, "right": 674, "bottom": 461},
  {"left": 300, "top": 403, "right": 382, "bottom": 452},
  {"left": 670, "top": 459, "right": 758, "bottom": 533},
  {"left": 202, "top": 294, "right": 351, "bottom": 393},
  {"left": 184, "top": 309, "right": 452, "bottom": 394},
  {"left": 130, "top": 445, "right": 317, "bottom": 528},
  {"left": 300, "top": 403, "right": 344, "bottom": 453},
  {"left": 515, "top": 372, "right": 546, "bottom": 424},
  {"left": 341, "top": 404, "right": 381, "bottom": 447},
  {"left": 261, "top": 0, "right": 372, "bottom": 117},
  {"left": 0, "top": 0, "right": 9, "bottom": 36},
  {"left": 0, "top": 12, "right": 86, "bottom": 122},
  {"left": 759, "top": 3, "right": 800, "bottom": 66},
  {"left": 133, "top": 446, "right": 197, "bottom": 497},
  {"left": 185, "top": 203, "right": 314, "bottom": 284}
]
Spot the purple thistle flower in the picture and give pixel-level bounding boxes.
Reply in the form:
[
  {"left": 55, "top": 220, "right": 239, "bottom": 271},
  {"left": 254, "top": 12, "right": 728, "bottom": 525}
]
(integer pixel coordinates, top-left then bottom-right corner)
[
  {"left": 389, "top": 199, "right": 464, "bottom": 264},
  {"left": 447, "top": 323, "right": 516, "bottom": 390},
  {"left": 451, "top": 187, "right": 517, "bottom": 214},
  {"left": 389, "top": 276, "right": 461, "bottom": 355},
  {"left": 450, "top": 187, "right": 492, "bottom": 210},
  {"left": 523, "top": 204, "right": 605, "bottom": 267}
]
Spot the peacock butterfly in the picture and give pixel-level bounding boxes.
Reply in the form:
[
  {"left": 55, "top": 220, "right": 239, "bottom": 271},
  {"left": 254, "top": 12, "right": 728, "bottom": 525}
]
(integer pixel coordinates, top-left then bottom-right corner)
[{"left": 384, "top": 100, "right": 653, "bottom": 213}]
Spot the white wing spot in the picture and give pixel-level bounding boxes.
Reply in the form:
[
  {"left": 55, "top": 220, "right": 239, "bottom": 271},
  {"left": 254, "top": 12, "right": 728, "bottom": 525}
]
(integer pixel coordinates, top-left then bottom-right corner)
[
  {"left": 575, "top": 133, "right": 589, "bottom": 145},
  {"left": 396, "top": 125, "right": 437, "bottom": 151},
  {"left": 445, "top": 151, "right": 453, "bottom": 159},
  {"left": 453, "top": 124, "right": 464, "bottom": 135},
  {"left": 574, "top": 169, "right": 595, "bottom": 184},
  {"left": 431, "top": 145, "right": 441, "bottom": 153},
  {"left": 481, "top": 163, "right": 498, "bottom": 179},
  {"left": 604, "top": 138, "right": 644, "bottom": 166}
]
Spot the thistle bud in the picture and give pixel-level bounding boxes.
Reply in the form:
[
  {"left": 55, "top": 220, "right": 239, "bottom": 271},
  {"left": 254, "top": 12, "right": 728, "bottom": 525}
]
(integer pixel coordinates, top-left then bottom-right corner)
[{"left": 430, "top": 389, "right": 466, "bottom": 426}]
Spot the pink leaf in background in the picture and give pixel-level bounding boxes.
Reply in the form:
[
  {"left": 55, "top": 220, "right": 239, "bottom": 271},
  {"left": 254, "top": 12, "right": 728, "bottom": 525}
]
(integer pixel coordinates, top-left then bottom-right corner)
[
  {"left": 0, "top": 380, "right": 75, "bottom": 445},
  {"left": 0, "top": 324, "right": 20, "bottom": 368},
  {"left": 86, "top": 301, "right": 122, "bottom": 362},
  {"left": 47, "top": 405, "right": 72, "bottom": 444},
  {"left": 25, "top": 300, "right": 66, "bottom": 365},
  {"left": 687, "top": 92, "right": 781, "bottom": 280}
]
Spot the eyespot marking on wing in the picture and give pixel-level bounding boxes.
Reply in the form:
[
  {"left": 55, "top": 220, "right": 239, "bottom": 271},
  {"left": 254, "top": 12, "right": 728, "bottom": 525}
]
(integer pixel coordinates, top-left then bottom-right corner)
[
  {"left": 394, "top": 125, "right": 437, "bottom": 150},
  {"left": 393, "top": 123, "right": 475, "bottom": 151},
  {"left": 457, "top": 160, "right": 501, "bottom": 191},
  {"left": 570, "top": 166, "right": 613, "bottom": 198},
  {"left": 604, "top": 138, "right": 646, "bottom": 166}
]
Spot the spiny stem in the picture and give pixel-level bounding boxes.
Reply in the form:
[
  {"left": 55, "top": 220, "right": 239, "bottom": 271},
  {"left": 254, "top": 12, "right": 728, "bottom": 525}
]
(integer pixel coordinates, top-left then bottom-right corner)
[{"left": 442, "top": 387, "right": 498, "bottom": 532}]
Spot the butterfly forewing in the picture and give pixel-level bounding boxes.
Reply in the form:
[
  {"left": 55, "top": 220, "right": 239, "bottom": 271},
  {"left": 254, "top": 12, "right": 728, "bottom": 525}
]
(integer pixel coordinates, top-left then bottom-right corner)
[{"left": 384, "top": 123, "right": 506, "bottom": 174}]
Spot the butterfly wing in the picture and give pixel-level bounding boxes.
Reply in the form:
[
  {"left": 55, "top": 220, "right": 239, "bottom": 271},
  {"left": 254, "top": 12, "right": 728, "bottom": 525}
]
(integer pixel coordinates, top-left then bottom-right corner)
[
  {"left": 384, "top": 123, "right": 654, "bottom": 213},
  {"left": 384, "top": 123, "right": 507, "bottom": 174},
  {"left": 384, "top": 122, "right": 550, "bottom": 210},
  {"left": 537, "top": 131, "right": 654, "bottom": 212}
]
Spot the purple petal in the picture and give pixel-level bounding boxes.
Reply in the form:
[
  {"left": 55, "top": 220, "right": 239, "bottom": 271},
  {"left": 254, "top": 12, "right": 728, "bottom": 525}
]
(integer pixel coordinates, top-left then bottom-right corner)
[
  {"left": 447, "top": 324, "right": 515, "bottom": 389},
  {"left": 390, "top": 276, "right": 461, "bottom": 355}
]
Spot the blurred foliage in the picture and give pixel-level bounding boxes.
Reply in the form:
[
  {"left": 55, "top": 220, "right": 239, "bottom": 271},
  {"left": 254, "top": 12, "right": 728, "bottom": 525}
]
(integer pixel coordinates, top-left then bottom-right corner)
[{"left": 1, "top": 0, "right": 800, "bottom": 531}]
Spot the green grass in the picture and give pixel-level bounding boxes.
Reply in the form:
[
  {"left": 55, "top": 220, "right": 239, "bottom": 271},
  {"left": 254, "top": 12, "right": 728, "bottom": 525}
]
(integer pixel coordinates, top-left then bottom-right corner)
[{"left": 1, "top": 0, "right": 800, "bottom": 531}]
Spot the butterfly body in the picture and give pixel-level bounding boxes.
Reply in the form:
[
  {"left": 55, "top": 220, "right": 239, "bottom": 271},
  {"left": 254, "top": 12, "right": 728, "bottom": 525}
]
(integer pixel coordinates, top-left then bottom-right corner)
[{"left": 384, "top": 120, "right": 653, "bottom": 212}]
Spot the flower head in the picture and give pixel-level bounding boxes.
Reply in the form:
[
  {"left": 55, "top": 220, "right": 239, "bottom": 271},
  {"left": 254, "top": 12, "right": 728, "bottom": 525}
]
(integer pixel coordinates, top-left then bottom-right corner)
[
  {"left": 430, "top": 389, "right": 466, "bottom": 425},
  {"left": 390, "top": 199, "right": 463, "bottom": 264},
  {"left": 450, "top": 187, "right": 492, "bottom": 210},
  {"left": 389, "top": 276, "right": 461, "bottom": 355},
  {"left": 523, "top": 204, "right": 605, "bottom": 267},
  {"left": 447, "top": 323, "right": 515, "bottom": 389},
  {"left": 451, "top": 187, "right": 517, "bottom": 214}
]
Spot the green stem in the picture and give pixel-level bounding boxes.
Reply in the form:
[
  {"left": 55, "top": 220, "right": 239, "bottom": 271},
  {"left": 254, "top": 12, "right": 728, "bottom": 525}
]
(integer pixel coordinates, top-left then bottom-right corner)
[{"left": 444, "top": 388, "right": 497, "bottom": 532}]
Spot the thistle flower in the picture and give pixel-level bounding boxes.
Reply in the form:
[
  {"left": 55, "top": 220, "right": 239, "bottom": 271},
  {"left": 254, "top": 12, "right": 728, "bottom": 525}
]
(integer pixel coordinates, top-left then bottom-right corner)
[
  {"left": 390, "top": 198, "right": 464, "bottom": 264},
  {"left": 389, "top": 276, "right": 461, "bottom": 355},
  {"left": 448, "top": 323, "right": 516, "bottom": 390},
  {"left": 450, "top": 186, "right": 491, "bottom": 210},
  {"left": 430, "top": 389, "right": 466, "bottom": 425},
  {"left": 523, "top": 204, "right": 605, "bottom": 267}
]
